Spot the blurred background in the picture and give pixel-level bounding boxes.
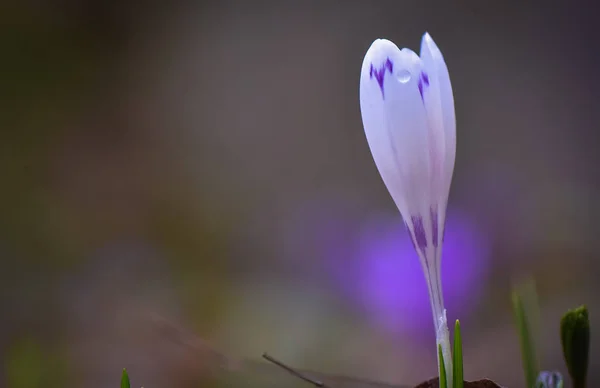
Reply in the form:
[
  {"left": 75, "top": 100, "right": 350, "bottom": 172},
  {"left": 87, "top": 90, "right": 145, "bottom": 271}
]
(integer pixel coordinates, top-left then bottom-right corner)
[{"left": 2, "top": 1, "right": 599, "bottom": 387}]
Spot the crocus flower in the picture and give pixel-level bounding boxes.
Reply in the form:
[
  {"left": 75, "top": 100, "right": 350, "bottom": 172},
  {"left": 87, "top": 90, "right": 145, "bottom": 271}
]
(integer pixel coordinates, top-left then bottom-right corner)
[{"left": 359, "top": 32, "right": 456, "bottom": 384}]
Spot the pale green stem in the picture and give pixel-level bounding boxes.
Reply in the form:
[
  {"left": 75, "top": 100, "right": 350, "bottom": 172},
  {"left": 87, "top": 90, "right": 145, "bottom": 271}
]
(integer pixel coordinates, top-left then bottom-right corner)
[{"left": 424, "top": 261, "right": 453, "bottom": 388}]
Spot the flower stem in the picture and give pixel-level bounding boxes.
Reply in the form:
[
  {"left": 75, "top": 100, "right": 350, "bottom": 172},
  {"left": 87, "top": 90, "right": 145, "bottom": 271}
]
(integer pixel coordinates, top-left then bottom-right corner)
[
  {"left": 436, "top": 309, "right": 453, "bottom": 388},
  {"left": 424, "top": 262, "right": 453, "bottom": 388}
]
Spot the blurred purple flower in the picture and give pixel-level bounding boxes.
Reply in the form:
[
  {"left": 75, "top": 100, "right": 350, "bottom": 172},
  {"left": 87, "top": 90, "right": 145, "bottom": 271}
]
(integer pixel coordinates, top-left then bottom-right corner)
[
  {"left": 327, "top": 210, "right": 491, "bottom": 336},
  {"left": 278, "top": 195, "right": 491, "bottom": 337}
]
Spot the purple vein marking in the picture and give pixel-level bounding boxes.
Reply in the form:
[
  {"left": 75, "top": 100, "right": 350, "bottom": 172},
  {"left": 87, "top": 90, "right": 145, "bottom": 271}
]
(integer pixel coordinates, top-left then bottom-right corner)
[
  {"left": 417, "top": 71, "right": 430, "bottom": 101},
  {"left": 430, "top": 208, "right": 439, "bottom": 248},
  {"left": 369, "top": 58, "right": 393, "bottom": 98},
  {"left": 411, "top": 215, "right": 428, "bottom": 252}
]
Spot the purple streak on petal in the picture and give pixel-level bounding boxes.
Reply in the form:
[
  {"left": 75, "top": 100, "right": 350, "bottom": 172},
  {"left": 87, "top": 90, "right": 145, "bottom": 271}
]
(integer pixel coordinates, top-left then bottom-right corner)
[
  {"left": 369, "top": 58, "right": 394, "bottom": 98},
  {"left": 411, "top": 215, "right": 428, "bottom": 252},
  {"left": 430, "top": 208, "right": 439, "bottom": 248},
  {"left": 417, "top": 71, "right": 430, "bottom": 101}
]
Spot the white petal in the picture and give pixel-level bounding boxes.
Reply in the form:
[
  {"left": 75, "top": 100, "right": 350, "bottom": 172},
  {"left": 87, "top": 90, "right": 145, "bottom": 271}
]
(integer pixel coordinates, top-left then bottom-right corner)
[
  {"left": 359, "top": 39, "right": 432, "bottom": 220},
  {"left": 420, "top": 32, "right": 456, "bottom": 243}
]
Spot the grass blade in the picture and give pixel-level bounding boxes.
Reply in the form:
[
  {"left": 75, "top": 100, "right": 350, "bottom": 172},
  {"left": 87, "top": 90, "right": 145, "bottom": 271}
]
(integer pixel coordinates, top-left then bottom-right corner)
[
  {"left": 453, "top": 320, "right": 464, "bottom": 388},
  {"left": 438, "top": 344, "right": 448, "bottom": 388},
  {"left": 512, "top": 290, "right": 538, "bottom": 388}
]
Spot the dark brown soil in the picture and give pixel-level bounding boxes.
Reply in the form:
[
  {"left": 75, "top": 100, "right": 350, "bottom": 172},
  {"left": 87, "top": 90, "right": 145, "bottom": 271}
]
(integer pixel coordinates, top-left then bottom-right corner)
[{"left": 414, "top": 378, "right": 503, "bottom": 388}]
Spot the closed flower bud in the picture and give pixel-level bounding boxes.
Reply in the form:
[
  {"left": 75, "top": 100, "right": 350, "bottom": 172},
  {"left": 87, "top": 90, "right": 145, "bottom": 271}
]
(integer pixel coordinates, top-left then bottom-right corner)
[{"left": 359, "top": 32, "right": 456, "bottom": 386}]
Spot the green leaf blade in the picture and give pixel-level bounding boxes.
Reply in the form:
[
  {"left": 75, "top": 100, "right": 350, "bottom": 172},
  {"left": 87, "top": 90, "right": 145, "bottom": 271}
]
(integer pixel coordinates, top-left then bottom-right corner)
[
  {"left": 453, "top": 320, "right": 464, "bottom": 388},
  {"left": 121, "top": 368, "right": 130, "bottom": 388},
  {"left": 438, "top": 344, "right": 448, "bottom": 388},
  {"left": 512, "top": 290, "right": 538, "bottom": 388}
]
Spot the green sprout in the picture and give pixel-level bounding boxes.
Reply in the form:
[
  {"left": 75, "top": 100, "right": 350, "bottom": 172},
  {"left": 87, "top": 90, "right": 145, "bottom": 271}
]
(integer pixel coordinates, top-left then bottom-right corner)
[
  {"left": 121, "top": 368, "right": 130, "bottom": 388},
  {"left": 560, "top": 305, "right": 589, "bottom": 388}
]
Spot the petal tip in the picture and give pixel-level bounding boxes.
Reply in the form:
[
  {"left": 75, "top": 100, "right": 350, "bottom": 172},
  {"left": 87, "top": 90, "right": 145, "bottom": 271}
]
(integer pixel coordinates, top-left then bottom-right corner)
[
  {"left": 365, "top": 38, "right": 399, "bottom": 59},
  {"left": 421, "top": 32, "right": 435, "bottom": 50},
  {"left": 362, "top": 38, "right": 400, "bottom": 98},
  {"left": 420, "top": 32, "right": 443, "bottom": 59}
]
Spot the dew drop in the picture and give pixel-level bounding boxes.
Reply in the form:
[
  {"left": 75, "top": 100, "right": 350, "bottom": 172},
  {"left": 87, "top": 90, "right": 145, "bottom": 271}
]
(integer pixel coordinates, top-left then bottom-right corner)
[{"left": 396, "top": 69, "right": 411, "bottom": 83}]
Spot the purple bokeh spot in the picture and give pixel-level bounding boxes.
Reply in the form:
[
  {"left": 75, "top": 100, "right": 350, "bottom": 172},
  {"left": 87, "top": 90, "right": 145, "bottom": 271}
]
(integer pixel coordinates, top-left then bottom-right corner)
[
  {"left": 430, "top": 208, "right": 439, "bottom": 247},
  {"left": 279, "top": 197, "right": 492, "bottom": 340},
  {"left": 417, "top": 71, "right": 430, "bottom": 100},
  {"left": 326, "top": 210, "right": 491, "bottom": 337},
  {"left": 369, "top": 58, "right": 394, "bottom": 98},
  {"left": 411, "top": 215, "right": 428, "bottom": 252}
]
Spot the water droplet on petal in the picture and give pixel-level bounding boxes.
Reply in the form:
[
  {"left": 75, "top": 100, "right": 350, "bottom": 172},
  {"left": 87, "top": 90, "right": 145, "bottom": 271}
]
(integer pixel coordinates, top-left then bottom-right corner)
[{"left": 396, "top": 69, "right": 411, "bottom": 83}]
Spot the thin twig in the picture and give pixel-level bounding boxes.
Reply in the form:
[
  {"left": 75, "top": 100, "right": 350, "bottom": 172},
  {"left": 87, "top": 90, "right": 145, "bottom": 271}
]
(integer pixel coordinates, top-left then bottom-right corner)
[{"left": 262, "top": 353, "right": 326, "bottom": 387}]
